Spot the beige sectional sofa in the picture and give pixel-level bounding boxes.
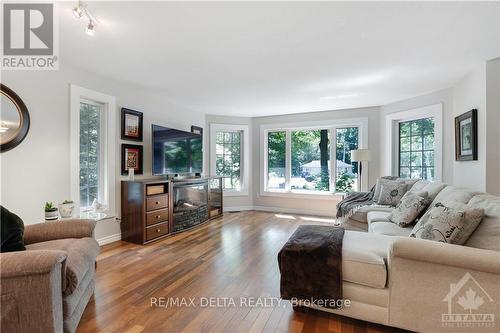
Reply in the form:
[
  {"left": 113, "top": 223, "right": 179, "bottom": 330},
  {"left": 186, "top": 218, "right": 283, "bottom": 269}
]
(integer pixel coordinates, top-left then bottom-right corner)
[{"left": 314, "top": 180, "right": 500, "bottom": 332}]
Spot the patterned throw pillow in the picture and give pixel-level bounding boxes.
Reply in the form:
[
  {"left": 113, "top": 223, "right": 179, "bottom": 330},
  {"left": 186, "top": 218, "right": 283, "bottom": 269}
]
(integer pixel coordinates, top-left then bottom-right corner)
[
  {"left": 373, "top": 178, "right": 404, "bottom": 201},
  {"left": 376, "top": 183, "right": 408, "bottom": 206},
  {"left": 388, "top": 192, "right": 429, "bottom": 227},
  {"left": 443, "top": 203, "right": 484, "bottom": 245},
  {"left": 409, "top": 203, "right": 465, "bottom": 243}
]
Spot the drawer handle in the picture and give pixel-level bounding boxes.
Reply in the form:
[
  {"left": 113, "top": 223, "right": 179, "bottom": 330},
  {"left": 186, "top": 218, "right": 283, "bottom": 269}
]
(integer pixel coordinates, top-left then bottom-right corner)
[
  {"left": 157, "top": 228, "right": 161, "bottom": 232},
  {"left": 155, "top": 201, "right": 160, "bottom": 204},
  {"left": 156, "top": 215, "right": 161, "bottom": 218}
]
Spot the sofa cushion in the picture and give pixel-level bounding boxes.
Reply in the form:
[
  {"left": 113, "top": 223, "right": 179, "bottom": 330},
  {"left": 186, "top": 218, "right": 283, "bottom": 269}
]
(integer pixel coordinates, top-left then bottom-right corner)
[
  {"left": 465, "top": 195, "right": 500, "bottom": 251},
  {"left": 350, "top": 204, "right": 393, "bottom": 223},
  {"left": 428, "top": 185, "right": 483, "bottom": 208},
  {"left": 369, "top": 221, "right": 413, "bottom": 237},
  {"left": 342, "top": 231, "right": 392, "bottom": 289},
  {"left": 25, "top": 237, "right": 99, "bottom": 295},
  {"left": 407, "top": 180, "right": 447, "bottom": 201}
]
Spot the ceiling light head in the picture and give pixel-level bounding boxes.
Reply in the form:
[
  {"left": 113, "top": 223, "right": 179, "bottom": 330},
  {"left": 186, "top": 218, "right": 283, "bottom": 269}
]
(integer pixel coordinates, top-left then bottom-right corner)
[
  {"left": 72, "top": 5, "right": 84, "bottom": 18},
  {"left": 86, "top": 20, "right": 95, "bottom": 36}
]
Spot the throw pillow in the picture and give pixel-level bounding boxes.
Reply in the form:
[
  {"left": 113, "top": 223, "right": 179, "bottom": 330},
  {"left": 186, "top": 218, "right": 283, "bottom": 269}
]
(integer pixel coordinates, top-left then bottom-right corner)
[
  {"left": 377, "top": 183, "right": 408, "bottom": 206},
  {"left": 443, "top": 202, "right": 484, "bottom": 245},
  {"left": 409, "top": 203, "right": 465, "bottom": 243},
  {"left": 0, "top": 206, "right": 26, "bottom": 252},
  {"left": 388, "top": 192, "right": 429, "bottom": 227},
  {"left": 373, "top": 178, "right": 404, "bottom": 202}
]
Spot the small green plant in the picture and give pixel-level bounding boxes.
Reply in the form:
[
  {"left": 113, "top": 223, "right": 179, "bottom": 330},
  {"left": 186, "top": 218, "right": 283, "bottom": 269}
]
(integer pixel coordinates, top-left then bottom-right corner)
[
  {"left": 45, "top": 202, "right": 57, "bottom": 212},
  {"left": 62, "top": 200, "right": 74, "bottom": 204},
  {"left": 335, "top": 172, "right": 355, "bottom": 193}
]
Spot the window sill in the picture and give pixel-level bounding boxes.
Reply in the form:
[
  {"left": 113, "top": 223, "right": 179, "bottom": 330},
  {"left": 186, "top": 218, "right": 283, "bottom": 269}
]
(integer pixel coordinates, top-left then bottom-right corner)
[
  {"left": 260, "top": 190, "right": 343, "bottom": 200},
  {"left": 224, "top": 190, "right": 249, "bottom": 197}
]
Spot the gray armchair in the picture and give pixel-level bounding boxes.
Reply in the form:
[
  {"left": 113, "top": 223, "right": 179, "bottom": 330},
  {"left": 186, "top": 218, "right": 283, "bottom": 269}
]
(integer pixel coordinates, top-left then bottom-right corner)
[{"left": 1, "top": 219, "right": 99, "bottom": 333}]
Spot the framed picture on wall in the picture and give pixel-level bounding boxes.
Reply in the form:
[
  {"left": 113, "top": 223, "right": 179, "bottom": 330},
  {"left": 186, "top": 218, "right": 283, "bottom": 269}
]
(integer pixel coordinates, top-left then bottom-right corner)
[
  {"left": 455, "top": 109, "right": 478, "bottom": 161},
  {"left": 121, "top": 144, "right": 143, "bottom": 175},
  {"left": 121, "top": 108, "right": 143, "bottom": 141}
]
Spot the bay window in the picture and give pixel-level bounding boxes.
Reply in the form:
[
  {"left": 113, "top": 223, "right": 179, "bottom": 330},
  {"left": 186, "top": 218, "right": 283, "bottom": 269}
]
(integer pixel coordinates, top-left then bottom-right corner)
[{"left": 261, "top": 119, "right": 367, "bottom": 196}]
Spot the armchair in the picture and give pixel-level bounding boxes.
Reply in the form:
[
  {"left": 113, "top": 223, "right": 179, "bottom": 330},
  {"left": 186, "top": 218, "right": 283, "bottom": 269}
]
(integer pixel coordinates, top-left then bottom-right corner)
[{"left": 1, "top": 219, "right": 99, "bottom": 333}]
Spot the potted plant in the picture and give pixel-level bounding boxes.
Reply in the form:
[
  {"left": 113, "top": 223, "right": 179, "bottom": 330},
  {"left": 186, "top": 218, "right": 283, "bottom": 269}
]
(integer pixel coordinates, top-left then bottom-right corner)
[
  {"left": 59, "top": 200, "right": 75, "bottom": 218},
  {"left": 44, "top": 202, "right": 59, "bottom": 221}
]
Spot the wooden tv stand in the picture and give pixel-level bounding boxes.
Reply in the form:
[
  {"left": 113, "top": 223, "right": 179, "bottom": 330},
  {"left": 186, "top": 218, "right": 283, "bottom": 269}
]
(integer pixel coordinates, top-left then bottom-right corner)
[{"left": 121, "top": 177, "right": 223, "bottom": 245}]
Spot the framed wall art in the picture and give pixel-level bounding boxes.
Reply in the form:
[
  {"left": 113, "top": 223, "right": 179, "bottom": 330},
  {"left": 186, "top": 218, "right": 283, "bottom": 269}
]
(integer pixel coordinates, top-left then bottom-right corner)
[
  {"left": 121, "top": 144, "right": 143, "bottom": 175},
  {"left": 121, "top": 108, "right": 143, "bottom": 141},
  {"left": 455, "top": 109, "right": 478, "bottom": 161}
]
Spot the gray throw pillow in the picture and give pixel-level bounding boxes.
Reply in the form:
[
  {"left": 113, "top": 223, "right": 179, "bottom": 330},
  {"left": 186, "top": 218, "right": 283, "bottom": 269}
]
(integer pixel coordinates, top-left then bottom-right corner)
[
  {"left": 377, "top": 183, "right": 408, "bottom": 206},
  {"left": 409, "top": 203, "right": 465, "bottom": 243},
  {"left": 388, "top": 192, "right": 429, "bottom": 227},
  {"left": 373, "top": 178, "right": 404, "bottom": 201}
]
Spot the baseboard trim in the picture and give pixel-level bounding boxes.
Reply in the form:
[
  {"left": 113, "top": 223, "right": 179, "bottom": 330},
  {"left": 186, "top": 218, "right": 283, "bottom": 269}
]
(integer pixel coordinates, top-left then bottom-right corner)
[
  {"left": 224, "top": 205, "right": 335, "bottom": 217},
  {"left": 97, "top": 233, "right": 121, "bottom": 246}
]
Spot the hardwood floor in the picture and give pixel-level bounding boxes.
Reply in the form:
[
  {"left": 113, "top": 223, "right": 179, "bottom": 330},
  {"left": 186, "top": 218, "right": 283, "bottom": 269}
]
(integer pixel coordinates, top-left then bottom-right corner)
[{"left": 78, "top": 211, "right": 409, "bottom": 333}]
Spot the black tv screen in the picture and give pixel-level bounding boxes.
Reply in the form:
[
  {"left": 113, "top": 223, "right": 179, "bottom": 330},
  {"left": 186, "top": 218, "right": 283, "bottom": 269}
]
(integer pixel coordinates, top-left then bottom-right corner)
[{"left": 152, "top": 125, "right": 203, "bottom": 175}]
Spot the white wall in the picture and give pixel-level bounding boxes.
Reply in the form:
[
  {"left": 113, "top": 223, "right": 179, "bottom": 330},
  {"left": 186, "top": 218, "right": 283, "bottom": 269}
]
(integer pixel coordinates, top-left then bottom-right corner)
[
  {"left": 452, "top": 64, "right": 487, "bottom": 191},
  {"left": 1, "top": 64, "right": 206, "bottom": 242},
  {"left": 251, "top": 107, "right": 382, "bottom": 216},
  {"left": 485, "top": 58, "right": 500, "bottom": 196},
  {"left": 380, "top": 88, "right": 455, "bottom": 184}
]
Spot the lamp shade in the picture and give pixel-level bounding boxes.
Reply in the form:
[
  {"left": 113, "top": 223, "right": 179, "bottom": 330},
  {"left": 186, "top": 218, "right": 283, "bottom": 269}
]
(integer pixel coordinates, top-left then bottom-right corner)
[{"left": 351, "top": 149, "right": 371, "bottom": 162}]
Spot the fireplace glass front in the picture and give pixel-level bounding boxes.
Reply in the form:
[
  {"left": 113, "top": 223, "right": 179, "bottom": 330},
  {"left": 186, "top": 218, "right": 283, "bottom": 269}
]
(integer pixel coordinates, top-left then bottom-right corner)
[{"left": 172, "top": 182, "right": 209, "bottom": 232}]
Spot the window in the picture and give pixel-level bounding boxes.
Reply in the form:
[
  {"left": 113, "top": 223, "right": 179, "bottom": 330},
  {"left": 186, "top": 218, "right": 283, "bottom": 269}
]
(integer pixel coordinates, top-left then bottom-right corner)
[
  {"left": 216, "top": 131, "right": 242, "bottom": 190},
  {"left": 79, "top": 100, "right": 103, "bottom": 207},
  {"left": 70, "top": 85, "right": 116, "bottom": 216},
  {"left": 262, "top": 119, "right": 367, "bottom": 196},
  {"left": 210, "top": 124, "right": 249, "bottom": 195},
  {"left": 398, "top": 118, "right": 435, "bottom": 180},
  {"left": 267, "top": 131, "right": 286, "bottom": 190},
  {"left": 335, "top": 127, "right": 359, "bottom": 192}
]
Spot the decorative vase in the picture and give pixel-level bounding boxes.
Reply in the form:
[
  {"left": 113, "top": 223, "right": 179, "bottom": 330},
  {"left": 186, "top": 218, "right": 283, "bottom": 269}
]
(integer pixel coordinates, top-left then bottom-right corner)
[
  {"left": 58, "top": 203, "right": 75, "bottom": 218},
  {"left": 45, "top": 208, "right": 59, "bottom": 221}
]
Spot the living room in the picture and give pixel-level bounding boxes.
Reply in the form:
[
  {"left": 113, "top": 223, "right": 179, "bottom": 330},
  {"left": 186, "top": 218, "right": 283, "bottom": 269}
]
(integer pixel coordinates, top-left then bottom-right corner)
[{"left": 1, "top": 1, "right": 499, "bottom": 333}]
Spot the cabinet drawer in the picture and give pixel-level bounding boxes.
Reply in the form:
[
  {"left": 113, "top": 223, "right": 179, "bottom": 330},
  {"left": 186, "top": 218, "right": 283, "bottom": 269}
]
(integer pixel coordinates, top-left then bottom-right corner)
[
  {"left": 146, "top": 222, "right": 169, "bottom": 241},
  {"left": 146, "top": 208, "right": 169, "bottom": 226},
  {"left": 146, "top": 195, "right": 168, "bottom": 211}
]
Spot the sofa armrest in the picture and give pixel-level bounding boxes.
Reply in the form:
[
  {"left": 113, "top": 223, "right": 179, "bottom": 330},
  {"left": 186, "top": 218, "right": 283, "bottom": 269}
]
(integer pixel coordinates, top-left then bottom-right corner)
[
  {"left": 389, "top": 237, "right": 500, "bottom": 274},
  {"left": 1, "top": 251, "right": 67, "bottom": 333},
  {"left": 387, "top": 238, "right": 500, "bottom": 332},
  {"left": 1, "top": 250, "right": 67, "bottom": 278},
  {"left": 24, "top": 219, "right": 96, "bottom": 245}
]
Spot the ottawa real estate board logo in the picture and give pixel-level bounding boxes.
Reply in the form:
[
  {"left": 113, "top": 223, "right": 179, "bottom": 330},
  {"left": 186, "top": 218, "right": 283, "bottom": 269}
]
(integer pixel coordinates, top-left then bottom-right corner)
[
  {"left": 2, "top": 2, "right": 58, "bottom": 70},
  {"left": 442, "top": 272, "right": 495, "bottom": 329}
]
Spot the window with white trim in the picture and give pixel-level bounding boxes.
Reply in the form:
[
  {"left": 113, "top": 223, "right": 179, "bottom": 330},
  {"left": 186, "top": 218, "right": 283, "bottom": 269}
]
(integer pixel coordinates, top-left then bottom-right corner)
[
  {"left": 210, "top": 124, "right": 249, "bottom": 196},
  {"left": 261, "top": 119, "right": 367, "bottom": 196},
  {"left": 70, "top": 85, "right": 116, "bottom": 216}
]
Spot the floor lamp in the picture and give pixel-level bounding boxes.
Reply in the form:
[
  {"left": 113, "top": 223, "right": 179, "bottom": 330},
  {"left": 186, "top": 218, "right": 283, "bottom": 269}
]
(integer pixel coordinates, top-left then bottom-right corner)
[{"left": 351, "top": 149, "right": 371, "bottom": 192}]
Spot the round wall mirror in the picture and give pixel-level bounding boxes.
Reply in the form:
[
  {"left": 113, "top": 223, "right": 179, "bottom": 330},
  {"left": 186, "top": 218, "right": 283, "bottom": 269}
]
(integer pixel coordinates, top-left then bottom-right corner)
[{"left": 1, "top": 84, "right": 30, "bottom": 153}]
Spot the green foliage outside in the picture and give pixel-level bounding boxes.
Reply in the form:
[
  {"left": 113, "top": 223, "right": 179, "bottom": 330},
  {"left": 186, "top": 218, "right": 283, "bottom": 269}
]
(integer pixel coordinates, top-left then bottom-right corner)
[{"left": 335, "top": 172, "right": 356, "bottom": 193}]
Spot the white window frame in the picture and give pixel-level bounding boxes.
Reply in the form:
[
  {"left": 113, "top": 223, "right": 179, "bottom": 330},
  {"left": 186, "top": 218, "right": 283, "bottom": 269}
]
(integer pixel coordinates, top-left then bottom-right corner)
[
  {"left": 385, "top": 103, "right": 443, "bottom": 181},
  {"left": 210, "top": 123, "right": 250, "bottom": 196},
  {"left": 70, "top": 84, "right": 116, "bottom": 217},
  {"left": 260, "top": 118, "right": 368, "bottom": 199}
]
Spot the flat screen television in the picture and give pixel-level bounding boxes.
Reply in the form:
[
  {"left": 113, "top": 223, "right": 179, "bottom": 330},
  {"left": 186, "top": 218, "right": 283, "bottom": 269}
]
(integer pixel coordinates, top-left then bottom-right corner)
[{"left": 152, "top": 124, "right": 203, "bottom": 176}]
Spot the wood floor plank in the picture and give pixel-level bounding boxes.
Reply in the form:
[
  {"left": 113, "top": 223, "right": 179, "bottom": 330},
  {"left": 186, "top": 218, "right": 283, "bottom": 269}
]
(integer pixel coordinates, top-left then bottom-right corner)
[{"left": 77, "top": 211, "right": 410, "bottom": 333}]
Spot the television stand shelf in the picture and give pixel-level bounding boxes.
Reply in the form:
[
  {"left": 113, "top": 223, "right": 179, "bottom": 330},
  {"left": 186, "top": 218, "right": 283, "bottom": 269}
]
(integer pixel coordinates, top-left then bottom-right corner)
[{"left": 121, "top": 177, "right": 223, "bottom": 245}]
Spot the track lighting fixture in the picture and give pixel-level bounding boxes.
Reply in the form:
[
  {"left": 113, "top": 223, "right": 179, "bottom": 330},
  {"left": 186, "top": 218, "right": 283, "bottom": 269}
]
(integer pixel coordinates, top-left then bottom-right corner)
[{"left": 73, "top": 1, "right": 98, "bottom": 36}]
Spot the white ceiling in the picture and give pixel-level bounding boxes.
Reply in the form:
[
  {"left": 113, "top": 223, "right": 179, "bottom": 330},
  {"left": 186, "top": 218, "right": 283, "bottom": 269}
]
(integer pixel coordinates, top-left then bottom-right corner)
[{"left": 59, "top": 1, "right": 500, "bottom": 117}]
